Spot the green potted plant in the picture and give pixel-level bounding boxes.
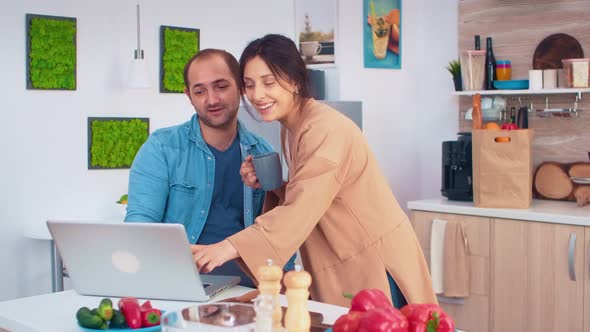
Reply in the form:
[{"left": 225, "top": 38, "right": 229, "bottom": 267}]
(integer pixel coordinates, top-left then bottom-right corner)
[
  {"left": 446, "top": 59, "right": 462, "bottom": 91},
  {"left": 116, "top": 194, "right": 128, "bottom": 217}
]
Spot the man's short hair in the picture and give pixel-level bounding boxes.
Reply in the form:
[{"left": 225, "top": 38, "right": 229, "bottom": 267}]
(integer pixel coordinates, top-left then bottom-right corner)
[{"left": 183, "top": 49, "right": 240, "bottom": 89}]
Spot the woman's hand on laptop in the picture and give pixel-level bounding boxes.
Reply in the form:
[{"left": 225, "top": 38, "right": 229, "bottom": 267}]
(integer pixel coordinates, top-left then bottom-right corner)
[{"left": 191, "top": 240, "right": 239, "bottom": 273}]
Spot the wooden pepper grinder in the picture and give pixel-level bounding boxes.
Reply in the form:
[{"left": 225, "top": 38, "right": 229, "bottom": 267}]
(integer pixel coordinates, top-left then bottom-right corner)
[
  {"left": 283, "top": 265, "right": 312, "bottom": 332},
  {"left": 257, "top": 259, "right": 283, "bottom": 331}
]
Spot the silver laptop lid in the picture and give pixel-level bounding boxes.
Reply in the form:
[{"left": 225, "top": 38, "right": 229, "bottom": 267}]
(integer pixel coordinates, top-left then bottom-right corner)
[{"left": 47, "top": 221, "right": 238, "bottom": 301}]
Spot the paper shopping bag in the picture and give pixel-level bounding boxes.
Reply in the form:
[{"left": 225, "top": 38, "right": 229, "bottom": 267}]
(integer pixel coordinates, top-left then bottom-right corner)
[{"left": 472, "top": 129, "right": 534, "bottom": 208}]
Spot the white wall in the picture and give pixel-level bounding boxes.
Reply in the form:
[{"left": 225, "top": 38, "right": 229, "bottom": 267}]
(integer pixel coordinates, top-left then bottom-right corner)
[
  {"left": 0, "top": 0, "right": 295, "bottom": 301},
  {"left": 338, "top": 0, "right": 459, "bottom": 205},
  {"left": 0, "top": 0, "right": 458, "bottom": 301}
]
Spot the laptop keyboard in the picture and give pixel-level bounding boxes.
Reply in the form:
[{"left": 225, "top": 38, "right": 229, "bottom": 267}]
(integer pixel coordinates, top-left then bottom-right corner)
[{"left": 208, "top": 286, "right": 224, "bottom": 298}]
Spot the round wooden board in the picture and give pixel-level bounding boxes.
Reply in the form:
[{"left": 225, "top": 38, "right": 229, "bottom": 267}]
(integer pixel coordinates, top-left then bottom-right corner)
[{"left": 532, "top": 33, "right": 584, "bottom": 69}]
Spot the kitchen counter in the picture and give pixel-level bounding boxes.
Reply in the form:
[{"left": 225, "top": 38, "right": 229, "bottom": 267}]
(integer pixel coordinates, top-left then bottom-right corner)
[{"left": 408, "top": 197, "right": 590, "bottom": 226}]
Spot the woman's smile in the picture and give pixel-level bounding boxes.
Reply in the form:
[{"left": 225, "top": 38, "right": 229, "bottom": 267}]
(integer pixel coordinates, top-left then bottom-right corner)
[{"left": 256, "top": 101, "right": 275, "bottom": 115}]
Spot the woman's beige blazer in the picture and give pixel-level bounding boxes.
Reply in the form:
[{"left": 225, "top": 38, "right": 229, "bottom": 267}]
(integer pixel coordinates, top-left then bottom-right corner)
[{"left": 229, "top": 99, "right": 436, "bottom": 306}]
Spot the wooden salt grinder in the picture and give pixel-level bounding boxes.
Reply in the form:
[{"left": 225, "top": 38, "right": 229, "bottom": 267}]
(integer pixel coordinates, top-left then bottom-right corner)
[
  {"left": 257, "top": 259, "right": 283, "bottom": 331},
  {"left": 283, "top": 265, "right": 312, "bottom": 332}
]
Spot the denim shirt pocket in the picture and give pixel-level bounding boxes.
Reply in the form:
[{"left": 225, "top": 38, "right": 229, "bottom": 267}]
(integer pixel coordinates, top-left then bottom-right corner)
[
  {"left": 165, "top": 182, "right": 198, "bottom": 224},
  {"left": 170, "top": 181, "right": 197, "bottom": 193}
]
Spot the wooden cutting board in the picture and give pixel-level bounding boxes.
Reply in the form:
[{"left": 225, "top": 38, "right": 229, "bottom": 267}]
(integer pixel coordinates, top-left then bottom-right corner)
[
  {"left": 532, "top": 33, "right": 584, "bottom": 69},
  {"left": 281, "top": 306, "right": 331, "bottom": 331}
]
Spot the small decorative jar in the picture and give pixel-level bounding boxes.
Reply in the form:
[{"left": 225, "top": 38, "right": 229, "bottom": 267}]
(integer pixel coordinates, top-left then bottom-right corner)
[{"left": 496, "top": 60, "right": 512, "bottom": 81}]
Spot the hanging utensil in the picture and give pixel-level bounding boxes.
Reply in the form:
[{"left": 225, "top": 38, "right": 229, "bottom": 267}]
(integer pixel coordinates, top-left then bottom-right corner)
[{"left": 516, "top": 107, "right": 528, "bottom": 129}]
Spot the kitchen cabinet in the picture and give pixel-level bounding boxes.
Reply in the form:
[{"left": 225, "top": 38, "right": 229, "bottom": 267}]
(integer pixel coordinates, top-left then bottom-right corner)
[
  {"left": 490, "top": 218, "right": 584, "bottom": 332},
  {"left": 410, "top": 200, "right": 590, "bottom": 332},
  {"left": 584, "top": 228, "right": 590, "bottom": 332},
  {"left": 411, "top": 211, "right": 491, "bottom": 332}
]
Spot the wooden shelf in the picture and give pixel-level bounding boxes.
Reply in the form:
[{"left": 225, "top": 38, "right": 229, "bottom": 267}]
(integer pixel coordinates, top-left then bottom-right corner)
[{"left": 452, "top": 87, "right": 590, "bottom": 97}]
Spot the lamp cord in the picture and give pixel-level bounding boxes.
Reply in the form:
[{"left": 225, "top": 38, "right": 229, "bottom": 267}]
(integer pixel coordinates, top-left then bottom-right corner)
[{"left": 135, "top": 2, "right": 143, "bottom": 59}]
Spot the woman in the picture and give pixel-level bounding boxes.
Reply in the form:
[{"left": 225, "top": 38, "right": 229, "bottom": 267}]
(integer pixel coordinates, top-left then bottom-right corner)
[{"left": 192, "top": 34, "right": 436, "bottom": 307}]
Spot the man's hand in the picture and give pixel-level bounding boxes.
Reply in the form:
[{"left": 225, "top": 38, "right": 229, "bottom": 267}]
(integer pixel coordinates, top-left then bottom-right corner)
[
  {"left": 240, "top": 155, "right": 261, "bottom": 189},
  {"left": 191, "top": 240, "right": 239, "bottom": 273}
]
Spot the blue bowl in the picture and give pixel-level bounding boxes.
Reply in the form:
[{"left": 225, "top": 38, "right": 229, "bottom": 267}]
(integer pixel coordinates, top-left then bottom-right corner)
[
  {"left": 78, "top": 324, "right": 161, "bottom": 331},
  {"left": 493, "top": 79, "right": 529, "bottom": 90},
  {"left": 78, "top": 311, "right": 165, "bottom": 331}
]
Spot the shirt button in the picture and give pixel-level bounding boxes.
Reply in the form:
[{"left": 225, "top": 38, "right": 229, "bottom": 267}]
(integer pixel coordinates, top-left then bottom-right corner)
[
  {"left": 207, "top": 156, "right": 212, "bottom": 160},
  {"left": 207, "top": 183, "right": 211, "bottom": 188},
  {"left": 201, "top": 210, "right": 205, "bottom": 214},
  {"left": 245, "top": 209, "right": 250, "bottom": 214},
  {"left": 191, "top": 235, "right": 195, "bottom": 240}
]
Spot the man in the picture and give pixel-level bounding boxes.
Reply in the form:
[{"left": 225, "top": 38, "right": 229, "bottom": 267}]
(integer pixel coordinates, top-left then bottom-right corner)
[{"left": 125, "top": 49, "right": 292, "bottom": 287}]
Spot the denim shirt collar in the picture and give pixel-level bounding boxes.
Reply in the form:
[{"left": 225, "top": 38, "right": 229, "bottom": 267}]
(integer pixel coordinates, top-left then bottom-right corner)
[{"left": 185, "top": 113, "right": 259, "bottom": 149}]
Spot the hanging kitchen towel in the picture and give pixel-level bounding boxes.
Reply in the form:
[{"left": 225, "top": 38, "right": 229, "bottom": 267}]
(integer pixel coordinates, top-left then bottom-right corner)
[
  {"left": 443, "top": 220, "right": 470, "bottom": 298},
  {"left": 430, "top": 218, "right": 447, "bottom": 294}
]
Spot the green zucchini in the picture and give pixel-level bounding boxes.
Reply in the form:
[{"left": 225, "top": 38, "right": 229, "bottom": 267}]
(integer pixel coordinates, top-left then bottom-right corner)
[
  {"left": 76, "top": 306, "right": 106, "bottom": 329},
  {"left": 97, "top": 298, "right": 113, "bottom": 320},
  {"left": 110, "top": 309, "right": 127, "bottom": 329}
]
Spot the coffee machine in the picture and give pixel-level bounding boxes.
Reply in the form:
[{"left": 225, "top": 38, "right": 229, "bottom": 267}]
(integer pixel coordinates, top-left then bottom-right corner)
[{"left": 441, "top": 132, "right": 473, "bottom": 201}]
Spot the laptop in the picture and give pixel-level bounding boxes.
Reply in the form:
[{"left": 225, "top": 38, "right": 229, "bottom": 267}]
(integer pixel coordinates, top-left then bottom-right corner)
[{"left": 46, "top": 220, "right": 240, "bottom": 301}]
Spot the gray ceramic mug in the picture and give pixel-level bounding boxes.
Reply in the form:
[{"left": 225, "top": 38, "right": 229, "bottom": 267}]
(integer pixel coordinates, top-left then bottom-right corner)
[{"left": 252, "top": 152, "right": 283, "bottom": 191}]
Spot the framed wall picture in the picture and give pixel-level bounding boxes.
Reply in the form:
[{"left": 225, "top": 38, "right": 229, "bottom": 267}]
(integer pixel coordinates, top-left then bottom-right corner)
[
  {"left": 87, "top": 117, "right": 149, "bottom": 169},
  {"left": 159, "top": 25, "right": 200, "bottom": 93},
  {"left": 26, "top": 14, "right": 77, "bottom": 90},
  {"left": 294, "top": 0, "right": 337, "bottom": 66},
  {"left": 363, "top": 0, "right": 402, "bottom": 69}
]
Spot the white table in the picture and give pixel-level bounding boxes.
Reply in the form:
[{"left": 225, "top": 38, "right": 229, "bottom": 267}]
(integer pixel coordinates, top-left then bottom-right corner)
[{"left": 0, "top": 287, "right": 348, "bottom": 332}]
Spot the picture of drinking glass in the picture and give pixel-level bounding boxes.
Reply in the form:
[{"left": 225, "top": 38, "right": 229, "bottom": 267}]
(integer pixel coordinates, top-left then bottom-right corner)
[
  {"left": 363, "top": 0, "right": 402, "bottom": 69},
  {"left": 369, "top": 16, "right": 391, "bottom": 59}
]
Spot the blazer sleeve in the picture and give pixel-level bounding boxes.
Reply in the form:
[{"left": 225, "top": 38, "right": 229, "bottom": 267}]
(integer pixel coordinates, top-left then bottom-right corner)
[
  {"left": 125, "top": 135, "right": 169, "bottom": 223},
  {"left": 228, "top": 125, "right": 350, "bottom": 274},
  {"left": 261, "top": 183, "right": 287, "bottom": 213}
]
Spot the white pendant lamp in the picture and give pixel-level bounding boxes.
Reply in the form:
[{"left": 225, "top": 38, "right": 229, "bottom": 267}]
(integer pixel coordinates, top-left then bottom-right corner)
[{"left": 127, "top": 1, "right": 151, "bottom": 89}]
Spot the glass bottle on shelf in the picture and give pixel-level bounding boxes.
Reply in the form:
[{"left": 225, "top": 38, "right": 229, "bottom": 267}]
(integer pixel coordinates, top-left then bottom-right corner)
[
  {"left": 484, "top": 37, "right": 496, "bottom": 90},
  {"left": 500, "top": 108, "right": 508, "bottom": 124},
  {"left": 474, "top": 35, "right": 481, "bottom": 50}
]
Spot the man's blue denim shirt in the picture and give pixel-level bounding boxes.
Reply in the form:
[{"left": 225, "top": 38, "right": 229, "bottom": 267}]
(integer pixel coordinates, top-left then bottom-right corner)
[{"left": 125, "top": 113, "right": 295, "bottom": 270}]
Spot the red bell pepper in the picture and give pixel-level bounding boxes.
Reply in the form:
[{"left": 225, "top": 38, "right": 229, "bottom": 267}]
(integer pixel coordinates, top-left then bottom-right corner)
[
  {"left": 333, "top": 311, "right": 363, "bottom": 332},
  {"left": 501, "top": 122, "right": 519, "bottom": 130},
  {"left": 141, "top": 308, "right": 161, "bottom": 327},
  {"left": 400, "top": 304, "right": 454, "bottom": 332},
  {"left": 118, "top": 297, "right": 142, "bottom": 329},
  {"left": 140, "top": 300, "right": 161, "bottom": 327},
  {"left": 347, "top": 289, "right": 395, "bottom": 313},
  {"left": 358, "top": 307, "right": 408, "bottom": 332},
  {"left": 140, "top": 300, "right": 152, "bottom": 311},
  {"left": 336, "top": 288, "right": 409, "bottom": 332}
]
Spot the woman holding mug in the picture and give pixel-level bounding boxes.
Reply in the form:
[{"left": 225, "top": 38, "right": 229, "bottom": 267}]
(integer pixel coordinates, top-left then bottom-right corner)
[{"left": 192, "top": 34, "right": 436, "bottom": 307}]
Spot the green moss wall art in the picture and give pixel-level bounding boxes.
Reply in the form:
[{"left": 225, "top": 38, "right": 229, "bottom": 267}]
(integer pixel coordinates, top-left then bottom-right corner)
[
  {"left": 88, "top": 117, "right": 149, "bottom": 169},
  {"left": 26, "top": 14, "right": 77, "bottom": 90},
  {"left": 160, "top": 25, "right": 200, "bottom": 93}
]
